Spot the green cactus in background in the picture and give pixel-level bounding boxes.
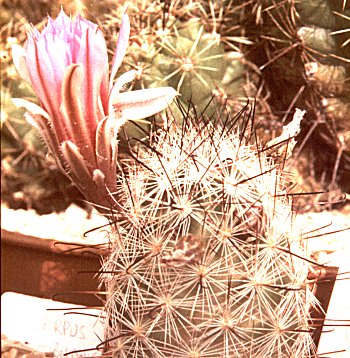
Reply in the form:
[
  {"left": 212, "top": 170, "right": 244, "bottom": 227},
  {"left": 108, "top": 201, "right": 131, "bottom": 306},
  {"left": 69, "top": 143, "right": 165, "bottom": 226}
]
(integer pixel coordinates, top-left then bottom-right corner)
[
  {"left": 99, "top": 103, "right": 318, "bottom": 357},
  {"left": 240, "top": 0, "right": 350, "bottom": 206},
  {"left": 100, "top": 0, "right": 276, "bottom": 141}
]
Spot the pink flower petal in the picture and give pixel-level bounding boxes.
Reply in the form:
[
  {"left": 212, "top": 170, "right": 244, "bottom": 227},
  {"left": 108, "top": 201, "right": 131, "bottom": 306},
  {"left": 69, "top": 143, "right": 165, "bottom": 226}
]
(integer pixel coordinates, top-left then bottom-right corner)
[
  {"left": 11, "top": 45, "right": 32, "bottom": 84},
  {"left": 108, "top": 70, "right": 136, "bottom": 114},
  {"left": 47, "top": 9, "right": 71, "bottom": 33},
  {"left": 24, "top": 112, "right": 63, "bottom": 171},
  {"left": 95, "top": 116, "right": 120, "bottom": 191},
  {"left": 12, "top": 98, "right": 63, "bottom": 165},
  {"left": 60, "top": 64, "right": 97, "bottom": 167},
  {"left": 77, "top": 27, "right": 109, "bottom": 125},
  {"left": 60, "top": 140, "right": 94, "bottom": 188},
  {"left": 111, "top": 87, "right": 178, "bottom": 120},
  {"left": 12, "top": 98, "right": 51, "bottom": 120},
  {"left": 109, "top": 12, "right": 130, "bottom": 90},
  {"left": 25, "top": 38, "right": 63, "bottom": 125}
]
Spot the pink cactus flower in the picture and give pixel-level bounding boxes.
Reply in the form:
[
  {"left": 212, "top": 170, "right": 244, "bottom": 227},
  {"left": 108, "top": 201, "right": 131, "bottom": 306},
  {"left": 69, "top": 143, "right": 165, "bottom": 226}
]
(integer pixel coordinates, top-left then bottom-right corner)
[{"left": 12, "top": 9, "right": 176, "bottom": 213}]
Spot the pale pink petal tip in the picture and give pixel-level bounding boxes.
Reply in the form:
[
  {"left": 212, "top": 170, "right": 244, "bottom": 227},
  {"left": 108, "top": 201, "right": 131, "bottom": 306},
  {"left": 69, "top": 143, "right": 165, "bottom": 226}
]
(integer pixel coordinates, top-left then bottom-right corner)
[
  {"left": 12, "top": 98, "right": 51, "bottom": 120},
  {"left": 11, "top": 44, "right": 32, "bottom": 84},
  {"left": 109, "top": 13, "right": 130, "bottom": 89},
  {"left": 113, "top": 87, "right": 178, "bottom": 121}
]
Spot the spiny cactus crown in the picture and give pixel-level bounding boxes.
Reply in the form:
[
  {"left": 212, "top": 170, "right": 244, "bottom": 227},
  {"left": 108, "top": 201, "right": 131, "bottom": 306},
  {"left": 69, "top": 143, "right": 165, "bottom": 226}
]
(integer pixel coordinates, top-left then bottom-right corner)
[{"left": 100, "top": 103, "right": 317, "bottom": 357}]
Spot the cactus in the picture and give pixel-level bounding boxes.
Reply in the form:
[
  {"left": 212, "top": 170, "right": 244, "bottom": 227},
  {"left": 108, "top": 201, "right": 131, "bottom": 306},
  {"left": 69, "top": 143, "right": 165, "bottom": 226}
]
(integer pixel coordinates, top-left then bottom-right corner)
[
  {"left": 99, "top": 103, "right": 318, "bottom": 357},
  {"left": 241, "top": 0, "right": 350, "bottom": 205},
  {"left": 100, "top": 0, "right": 276, "bottom": 144},
  {"left": 4, "top": 3, "right": 339, "bottom": 356},
  {"left": 137, "top": 22, "right": 247, "bottom": 112}
]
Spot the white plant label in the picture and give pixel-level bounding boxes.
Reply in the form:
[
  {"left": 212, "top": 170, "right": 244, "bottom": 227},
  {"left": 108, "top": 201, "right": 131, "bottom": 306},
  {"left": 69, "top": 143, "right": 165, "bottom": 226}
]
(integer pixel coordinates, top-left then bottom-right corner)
[{"left": 1, "top": 292, "right": 104, "bottom": 357}]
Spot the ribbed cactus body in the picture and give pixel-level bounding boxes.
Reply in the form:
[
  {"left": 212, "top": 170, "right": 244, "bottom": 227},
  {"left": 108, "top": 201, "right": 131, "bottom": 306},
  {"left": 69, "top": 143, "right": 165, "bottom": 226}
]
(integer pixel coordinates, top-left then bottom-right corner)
[
  {"left": 240, "top": 0, "right": 350, "bottom": 197},
  {"left": 101, "top": 105, "right": 316, "bottom": 357},
  {"left": 295, "top": 0, "right": 350, "bottom": 174},
  {"left": 138, "top": 21, "right": 247, "bottom": 114},
  {"left": 103, "top": 2, "right": 268, "bottom": 147}
]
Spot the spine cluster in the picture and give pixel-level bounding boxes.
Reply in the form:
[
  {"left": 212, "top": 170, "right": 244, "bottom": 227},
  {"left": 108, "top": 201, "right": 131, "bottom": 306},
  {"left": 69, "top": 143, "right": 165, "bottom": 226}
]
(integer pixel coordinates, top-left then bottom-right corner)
[{"left": 101, "top": 104, "right": 317, "bottom": 357}]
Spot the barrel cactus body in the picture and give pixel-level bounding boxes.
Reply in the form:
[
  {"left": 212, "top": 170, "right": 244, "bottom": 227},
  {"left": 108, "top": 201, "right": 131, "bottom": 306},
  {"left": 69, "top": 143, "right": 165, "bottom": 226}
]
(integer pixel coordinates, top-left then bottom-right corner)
[
  {"left": 241, "top": 0, "right": 350, "bottom": 199},
  {"left": 292, "top": 0, "right": 350, "bottom": 199},
  {"left": 100, "top": 105, "right": 317, "bottom": 357},
  {"left": 140, "top": 21, "right": 247, "bottom": 112},
  {"left": 101, "top": 0, "right": 275, "bottom": 146}
]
